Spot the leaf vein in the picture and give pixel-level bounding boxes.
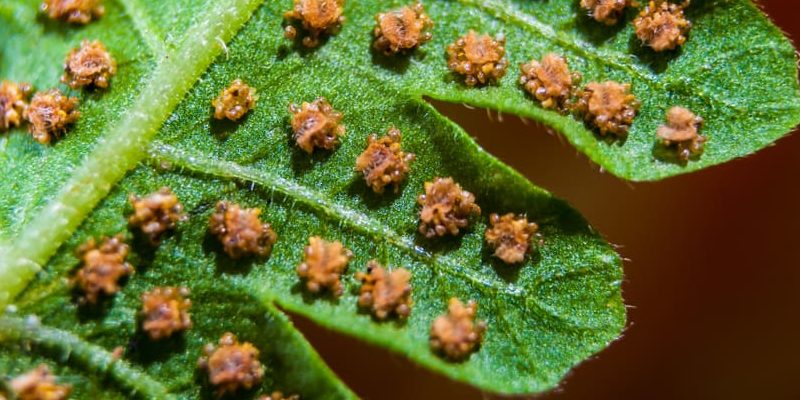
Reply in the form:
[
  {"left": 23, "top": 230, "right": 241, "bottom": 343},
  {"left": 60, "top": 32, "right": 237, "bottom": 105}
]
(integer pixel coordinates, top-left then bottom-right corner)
[
  {"left": 0, "top": 315, "right": 174, "bottom": 399},
  {"left": 115, "top": 0, "right": 168, "bottom": 58},
  {"left": 0, "top": 0, "right": 266, "bottom": 308},
  {"left": 146, "top": 142, "right": 539, "bottom": 301}
]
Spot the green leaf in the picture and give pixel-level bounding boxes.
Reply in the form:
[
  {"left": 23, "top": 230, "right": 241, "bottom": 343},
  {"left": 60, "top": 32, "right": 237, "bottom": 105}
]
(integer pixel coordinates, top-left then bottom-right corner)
[
  {"left": 394, "top": 0, "right": 799, "bottom": 181},
  {"left": 0, "top": 299, "right": 356, "bottom": 399},
  {"left": 6, "top": 0, "right": 793, "bottom": 396}
]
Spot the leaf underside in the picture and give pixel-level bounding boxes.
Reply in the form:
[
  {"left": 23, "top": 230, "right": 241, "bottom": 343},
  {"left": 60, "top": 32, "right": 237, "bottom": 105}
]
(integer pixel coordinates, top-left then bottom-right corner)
[{"left": 0, "top": 0, "right": 796, "bottom": 397}]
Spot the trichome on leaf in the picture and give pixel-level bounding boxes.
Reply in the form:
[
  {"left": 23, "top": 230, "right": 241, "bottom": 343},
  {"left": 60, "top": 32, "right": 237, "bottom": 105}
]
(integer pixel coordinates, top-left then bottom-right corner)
[{"left": 2, "top": 0, "right": 799, "bottom": 397}]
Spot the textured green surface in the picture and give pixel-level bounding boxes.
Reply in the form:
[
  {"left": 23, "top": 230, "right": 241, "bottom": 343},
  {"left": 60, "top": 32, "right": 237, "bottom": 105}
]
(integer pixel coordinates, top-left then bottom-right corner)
[{"left": 0, "top": 0, "right": 794, "bottom": 397}]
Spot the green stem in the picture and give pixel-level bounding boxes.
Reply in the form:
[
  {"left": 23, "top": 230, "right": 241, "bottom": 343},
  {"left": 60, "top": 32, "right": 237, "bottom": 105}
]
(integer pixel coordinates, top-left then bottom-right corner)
[
  {"left": 0, "top": 0, "right": 265, "bottom": 307},
  {"left": 116, "top": 0, "right": 168, "bottom": 58},
  {"left": 0, "top": 315, "right": 173, "bottom": 399}
]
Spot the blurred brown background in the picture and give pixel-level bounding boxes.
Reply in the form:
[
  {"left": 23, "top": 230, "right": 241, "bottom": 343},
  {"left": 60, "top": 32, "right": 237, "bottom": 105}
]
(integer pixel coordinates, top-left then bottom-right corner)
[{"left": 292, "top": 1, "right": 800, "bottom": 398}]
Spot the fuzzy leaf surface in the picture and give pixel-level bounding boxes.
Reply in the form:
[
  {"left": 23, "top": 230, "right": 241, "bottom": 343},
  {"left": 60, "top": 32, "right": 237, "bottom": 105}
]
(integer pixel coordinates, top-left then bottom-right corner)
[{"left": 26, "top": 0, "right": 800, "bottom": 396}]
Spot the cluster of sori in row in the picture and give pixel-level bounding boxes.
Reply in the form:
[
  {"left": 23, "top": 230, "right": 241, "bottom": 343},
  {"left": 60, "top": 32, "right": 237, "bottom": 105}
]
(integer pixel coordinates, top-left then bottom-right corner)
[
  {"left": 282, "top": 0, "right": 707, "bottom": 161},
  {"left": 2, "top": 364, "right": 295, "bottom": 400},
  {"left": 1, "top": 0, "right": 707, "bottom": 162},
  {"left": 0, "top": 2, "right": 551, "bottom": 398},
  {"left": 0, "top": 0, "right": 701, "bottom": 397},
  {"left": 0, "top": 130, "right": 537, "bottom": 398},
  {"left": 0, "top": 108, "right": 534, "bottom": 397},
  {"left": 0, "top": 38, "right": 113, "bottom": 144}
]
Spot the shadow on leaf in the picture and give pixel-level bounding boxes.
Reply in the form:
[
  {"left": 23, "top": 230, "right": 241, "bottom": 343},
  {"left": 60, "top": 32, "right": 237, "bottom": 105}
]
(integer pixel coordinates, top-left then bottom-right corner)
[
  {"left": 126, "top": 330, "right": 187, "bottom": 366},
  {"left": 210, "top": 112, "right": 251, "bottom": 140},
  {"left": 572, "top": 2, "right": 632, "bottom": 46},
  {"left": 370, "top": 47, "right": 413, "bottom": 74},
  {"left": 627, "top": 34, "right": 683, "bottom": 74},
  {"left": 290, "top": 281, "right": 342, "bottom": 306},
  {"left": 345, "top": 175, "right": 404, "bottom": 210},
  {"left": 202, "top": 232, "right": 261, "bottom": 276}
]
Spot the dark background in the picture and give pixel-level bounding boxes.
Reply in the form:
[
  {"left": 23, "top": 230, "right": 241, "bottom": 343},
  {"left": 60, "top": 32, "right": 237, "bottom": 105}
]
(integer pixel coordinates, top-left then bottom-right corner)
[{"left": 291, "top": 1, "right": 800, "bottom": 398}]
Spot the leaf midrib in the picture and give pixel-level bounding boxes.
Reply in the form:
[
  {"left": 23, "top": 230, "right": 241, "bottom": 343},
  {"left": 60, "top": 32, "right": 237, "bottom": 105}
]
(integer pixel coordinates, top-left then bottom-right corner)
[
  {"left": 0, "top": 0, "right": 266, "bottom": 307},
  {"left": 117, "top": 0, "right": 167, "bottom": 58},
  {"left": 0, "top": 315, "right": 174, "bottom": 399}
]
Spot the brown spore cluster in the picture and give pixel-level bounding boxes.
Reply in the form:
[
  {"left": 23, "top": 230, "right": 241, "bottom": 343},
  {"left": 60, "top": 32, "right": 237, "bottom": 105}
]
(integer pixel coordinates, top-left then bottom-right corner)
[
  {"left": 633, "top": 1, "right": 691, "bottom": 52},
  {"left": 74, "top": 234, "right": 133, "bottom": 304},
  {"left": 418, "top": 177, "right": 481, "bottom": 238},
  {"left": 573, "top": 81, "right": 640, "bottom": 138},
  {"left": 485, "top": 213, "right": 539, "bottom": 264},
  {"left": 289, "top": 97, "right": 345, "bottom": 154},
  {"left": 258, "top": 392, "right": 300, "bottom": 400},
  {"left": 128, "top": 187, "right": 186, "bottom": 244},
  {"left": 0, "top": 81, "right": 32, "bottom": 131},
  {"left": 429, "top": 298, "right": 487, "bottom": 361},
  {"left": 356, "top": 261, "right": 412, "bottom": 320},
  {"left": 519, "top": 53, "right": 582, "bottom": 113},
  {"left": 656, "top": 106, "right": 705, "bottom": 161},
  {"left": 373, "top": 2, "right": 433, "bottom": 55},
  {"left": 9, "top": 365, "right": 71, "bottom": 400},
  {"left": 297, "top": 236, "right": 353, "bottom": 296},
  {"left": 25, "top": 89, "right": 80, "bottom": 144},
  {"left": 580, "top": 0, "right": 632, "bottom": 25},
  {"left": 446, "top": 31, "right": 508, "bottom": 86},
  {"left": 198, "top": 332, "right": 264, "bottom": 396},
  {"left": 283, "top": 0, "right": 346, "bottom": 48},
  {"left": 62, "top": 40, "right": 117, "bottom": 90},
  {"left": 212, "top": 79, "right": 257, "bottom": 121},
  {"left": 140, "top": 286, "right": 192, "bottom": 340},
  {"left": 209, "top": 201, "right": 278, "bottom": 259},
  {"left": 355, "top": 127, "right": 415, "bottom": 194},
  {"left": 41, "top": 0, "right": 105, "bottom": 24}
]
